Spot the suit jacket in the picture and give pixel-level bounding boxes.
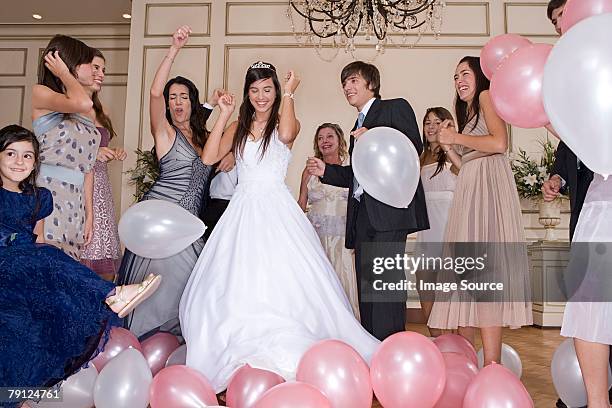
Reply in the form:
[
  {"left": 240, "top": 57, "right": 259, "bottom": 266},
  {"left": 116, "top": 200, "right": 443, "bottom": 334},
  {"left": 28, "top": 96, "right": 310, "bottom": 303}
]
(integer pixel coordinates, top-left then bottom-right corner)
[
  {"left": 551, "top": 141, "right": 593, "bottom": 240},
  {"left": 321, "top": 98, "right": 429, "bottom": 248}
]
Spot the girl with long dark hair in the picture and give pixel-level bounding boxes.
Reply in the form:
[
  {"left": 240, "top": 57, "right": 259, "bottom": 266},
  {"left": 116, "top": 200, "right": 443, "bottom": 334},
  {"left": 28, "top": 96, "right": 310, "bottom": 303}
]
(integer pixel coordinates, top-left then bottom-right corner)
[
  {"left": 179, "top": 61, "right": 378, "bottom": 393},
  {"left": 117, "top": 25, "right": 235, "bottom": 339},
  {"left": 428, "top": 56, "right": 532, "bottom": 366},
  {"left": 31, "top": 34, "right": 98, "bottom": 260}
]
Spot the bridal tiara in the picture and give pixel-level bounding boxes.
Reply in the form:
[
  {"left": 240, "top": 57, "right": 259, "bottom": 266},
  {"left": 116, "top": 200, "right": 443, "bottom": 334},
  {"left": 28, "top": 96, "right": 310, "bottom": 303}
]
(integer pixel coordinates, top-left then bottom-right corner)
[{"left": 249, "top": 61, "right": 275, "bottom": 71}]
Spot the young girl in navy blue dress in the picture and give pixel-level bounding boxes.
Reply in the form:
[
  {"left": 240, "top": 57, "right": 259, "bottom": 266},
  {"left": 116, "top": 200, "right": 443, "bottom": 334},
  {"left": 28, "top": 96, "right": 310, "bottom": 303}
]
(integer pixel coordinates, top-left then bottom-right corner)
[{"left": 0, "top": 125, "right": 161, "bottom": 392}]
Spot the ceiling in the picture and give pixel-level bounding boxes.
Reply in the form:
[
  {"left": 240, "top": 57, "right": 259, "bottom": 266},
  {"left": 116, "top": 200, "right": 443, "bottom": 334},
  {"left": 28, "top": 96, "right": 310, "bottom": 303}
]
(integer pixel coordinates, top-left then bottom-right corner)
[{"left": 0, "top": 0, "right": 132, "bottom": 24}]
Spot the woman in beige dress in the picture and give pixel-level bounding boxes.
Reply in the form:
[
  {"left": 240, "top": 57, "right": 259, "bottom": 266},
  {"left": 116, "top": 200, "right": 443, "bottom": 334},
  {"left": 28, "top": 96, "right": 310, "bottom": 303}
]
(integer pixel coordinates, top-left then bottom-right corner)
[
  {"left": 298, "top": 123, "right": 360, "bottom": 318},
  {"left": 428, "top": 56, "right": 532, "bottom": 367}
]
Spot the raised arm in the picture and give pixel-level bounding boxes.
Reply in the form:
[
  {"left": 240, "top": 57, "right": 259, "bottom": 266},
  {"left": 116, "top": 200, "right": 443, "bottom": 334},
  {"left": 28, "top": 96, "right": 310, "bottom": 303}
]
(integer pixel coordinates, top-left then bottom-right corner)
[
  {"left": 32, "top": 51, "right": 93, "bottom": 119},
  {"left": 439, "top": 91, "right": 508, "bottom": 154},
  {"left": 201, "top": 94, "right": 236, "bottom": 165},
  {"left": 277, "top": 70, "right": 301, "bottom": 146},
  {"left": 150, "top": 25, "right": 191, "bottom": 157}
]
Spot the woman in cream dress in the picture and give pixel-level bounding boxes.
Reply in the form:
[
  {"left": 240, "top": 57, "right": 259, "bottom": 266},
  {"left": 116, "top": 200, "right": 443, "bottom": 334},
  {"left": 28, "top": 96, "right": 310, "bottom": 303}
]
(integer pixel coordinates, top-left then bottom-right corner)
[{"left": 298, "top": 123, "right": 359, "bottom": 318}]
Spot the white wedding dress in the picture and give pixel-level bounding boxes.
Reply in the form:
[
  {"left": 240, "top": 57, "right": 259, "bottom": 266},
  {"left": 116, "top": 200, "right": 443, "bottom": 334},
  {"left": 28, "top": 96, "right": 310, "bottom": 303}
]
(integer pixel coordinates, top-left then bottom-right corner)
[{"left": 179, "top": 130, "right": 379, "bottom": 392}]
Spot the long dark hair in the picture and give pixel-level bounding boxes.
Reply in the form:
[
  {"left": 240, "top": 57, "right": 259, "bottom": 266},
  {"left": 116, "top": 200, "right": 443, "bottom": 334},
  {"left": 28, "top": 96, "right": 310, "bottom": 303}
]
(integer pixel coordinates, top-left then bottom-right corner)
[
  {"left": 163, "top": 76, "right": 209, "bottom": 150},
  {"left": 421, "top": 107, "right": 455, "bottom": 178},
  {"left": 38, "top": 35, "right": 94, "bottom": 94},
  {"left": 454, "top": 56, "right": 490, "bottom": 133},
  {"left": 91, "top": 49, "right": 116, "bottom": 139},
  {"left": 232, "top": 62, "right": 282, "bottom": 159},
  {"left": 0, "top": 125, "right": 41, "bottom": 198}
]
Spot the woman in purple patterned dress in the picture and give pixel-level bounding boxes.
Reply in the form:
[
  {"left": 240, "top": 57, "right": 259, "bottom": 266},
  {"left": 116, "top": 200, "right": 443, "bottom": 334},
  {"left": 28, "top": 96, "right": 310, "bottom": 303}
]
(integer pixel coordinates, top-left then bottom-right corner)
[{"left": 80, "top": 49, "right": 125, "bottom": 281}]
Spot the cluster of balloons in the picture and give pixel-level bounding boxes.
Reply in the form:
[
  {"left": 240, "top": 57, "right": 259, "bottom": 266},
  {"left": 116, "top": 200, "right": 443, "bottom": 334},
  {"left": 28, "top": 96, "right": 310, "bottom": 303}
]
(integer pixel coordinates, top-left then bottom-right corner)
[
  {"left": 482, "top": 0, "right": 612, "bottom": 176},
  {"left": 30, "top": 329, "right": 535, "bottom": 408},
  {"left": 30, "top": 328, "right": 215, "bottom": 408}
]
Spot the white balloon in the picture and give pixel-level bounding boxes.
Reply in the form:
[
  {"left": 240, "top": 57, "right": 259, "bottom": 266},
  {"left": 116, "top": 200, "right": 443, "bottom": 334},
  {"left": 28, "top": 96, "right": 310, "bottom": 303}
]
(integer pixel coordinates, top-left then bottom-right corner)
[
  {"left": 30, "top": 365, "right": 98, "bottom": 408},
  {"left": 477, "top": 343, "right": 522, "bottom": 378},
  {"left": 352, "top": 127, "right": 420, "bottom": 208},
  {"left": 543, "top": 13, "right": 612, "bottom": 177},
  {"left": 93, "top": 348, "right": 152, "bottom": 408},
  {"left": 551, "top": 338, "right": 612, "bottom": 408},
  {"left": 165, "top": 343, "right": 187, "bottom": 367},
  {"left": 118, "top": 200, "right": 206, "bottom": 259}
]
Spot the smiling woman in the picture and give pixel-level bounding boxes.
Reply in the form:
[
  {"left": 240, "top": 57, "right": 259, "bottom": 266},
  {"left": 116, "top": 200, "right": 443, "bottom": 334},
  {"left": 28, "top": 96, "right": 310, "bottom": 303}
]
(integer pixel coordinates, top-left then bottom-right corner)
[{"left": 115, "top": 25, "right": 235, "bottom": 339}]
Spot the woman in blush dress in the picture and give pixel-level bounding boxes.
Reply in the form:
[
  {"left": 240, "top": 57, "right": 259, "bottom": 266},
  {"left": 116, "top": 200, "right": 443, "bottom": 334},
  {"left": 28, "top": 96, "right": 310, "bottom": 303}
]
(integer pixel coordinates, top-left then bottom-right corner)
[
  {"left": 80, "top": 49, "right": 125, "bottom": 281},
  {"left": 298, "top": 123, "right": 359, "bottom": 318}
]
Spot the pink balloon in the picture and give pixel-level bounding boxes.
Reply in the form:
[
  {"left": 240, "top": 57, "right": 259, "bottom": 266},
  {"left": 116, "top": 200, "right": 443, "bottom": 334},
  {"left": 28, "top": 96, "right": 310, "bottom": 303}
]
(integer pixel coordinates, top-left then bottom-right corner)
[
  {"left": 226, "top": 364, "right": 285, "bottom": 408},
  {"left": 433, "top": 334, "right": 478, "bottom": 366},
  {"left": 435, "top": 352, "right": 479, "bottom": 408},
  {"left": 141, "top": 333, "right": 180, "bottom": 375},
  {"left": 490, "top": 43, "right": 552, "bottom": 129},
  {"left": 561, "top": 0, "right": 612, "bottom": 34},
  {"left": 149, "top": 365, "right": 218, "bottom": 408},
  {"left": 254, "top": 382, "right": 332, "bottom": 408},
  {"left": 463, "top": 362, "right": 534, "bottom": 407},
  {"left": 480, "top": 34, "right": 532, "bottom": 79},
  {"left": 296, "top": 340, "right": 372, "bottom": 408},
  {"left": 370, "top": 331, "right": 446, "bottom": 408},
  {"left": 91, "top": 327, "right": 142, "bottom": 372}
]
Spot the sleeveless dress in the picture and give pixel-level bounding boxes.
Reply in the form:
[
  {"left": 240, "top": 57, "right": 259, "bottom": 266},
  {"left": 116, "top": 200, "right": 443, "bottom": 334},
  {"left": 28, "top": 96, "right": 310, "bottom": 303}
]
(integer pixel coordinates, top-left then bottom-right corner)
[
  {"left": 561, "top": 174, "right": 612, "bottom": 345},
  {"left": 428, "top": 113, "right": 533, "bottom": 329},
  {"left": 80, "top": 127, "right": 121, "bottom": 280},
  {"left": 306, "top": 170, "right": 360, "bottom": 318},
  {"left": 179, "top": 130, "right": 379, "bottom": 392},
  {"left": 117, "top": 129, "right": 213, "bottom": 338},
  {"left": 0, "top": 187, "right": 117, "bottom": 393},
  {"left": 33, "top": 112, "right": 101, "bottom": 260},
  {"left": 417, "top": 162, "right": 457, "bottom": 243}
]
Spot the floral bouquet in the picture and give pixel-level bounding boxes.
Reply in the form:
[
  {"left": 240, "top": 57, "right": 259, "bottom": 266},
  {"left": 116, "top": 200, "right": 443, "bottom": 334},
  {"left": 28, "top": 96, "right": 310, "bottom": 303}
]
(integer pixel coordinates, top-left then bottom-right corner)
[{"left": 511, "top": 139, "right": 560, "bottom": 199}]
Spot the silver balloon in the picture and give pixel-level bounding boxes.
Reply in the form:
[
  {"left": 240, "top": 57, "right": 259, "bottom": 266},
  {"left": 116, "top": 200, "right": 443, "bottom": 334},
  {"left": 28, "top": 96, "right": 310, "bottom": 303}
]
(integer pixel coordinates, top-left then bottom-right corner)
[
  {"left": 30, "top": 365, "right": 98, "bottom": 408},
  {"left": 118, "top": 199, "right": 206, "bottom": 259},
  {"left": 352, "top": 127, "right": 420, "bottom": 208},
  {"left": 165, "top": 343, "right": 187, "bottom": 367},
  {"left": 93, "top": 348, "right": 152, "bottom": 408},
  {"left": 551, "top": 338, "right": 612, "bottom": 408},
  {"left": 477, "top": 343, "right": 522, "bottom": 378},
  {"left": 543, "top": 13, "right": 612, "bottom": 176}
]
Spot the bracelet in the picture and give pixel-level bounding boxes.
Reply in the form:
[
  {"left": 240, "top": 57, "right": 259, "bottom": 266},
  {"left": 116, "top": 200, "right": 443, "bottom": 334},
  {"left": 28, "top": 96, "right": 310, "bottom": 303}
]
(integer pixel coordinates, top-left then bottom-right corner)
[{"left": 283, "top": 92, "right": 295, "bottom": 100}]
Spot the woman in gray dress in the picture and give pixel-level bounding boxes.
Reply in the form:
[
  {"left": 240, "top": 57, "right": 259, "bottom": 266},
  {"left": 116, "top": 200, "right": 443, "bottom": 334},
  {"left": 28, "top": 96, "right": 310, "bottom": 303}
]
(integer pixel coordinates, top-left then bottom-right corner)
[{"left": 117, "top": 25, "right": 235, "bottom": 338}]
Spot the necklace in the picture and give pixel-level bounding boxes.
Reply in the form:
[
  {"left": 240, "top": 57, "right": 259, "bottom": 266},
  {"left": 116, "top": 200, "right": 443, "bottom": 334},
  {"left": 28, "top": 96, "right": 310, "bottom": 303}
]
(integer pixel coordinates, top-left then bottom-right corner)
[{"left": 249, "top": 121, "right": 267, "bottom": 140}]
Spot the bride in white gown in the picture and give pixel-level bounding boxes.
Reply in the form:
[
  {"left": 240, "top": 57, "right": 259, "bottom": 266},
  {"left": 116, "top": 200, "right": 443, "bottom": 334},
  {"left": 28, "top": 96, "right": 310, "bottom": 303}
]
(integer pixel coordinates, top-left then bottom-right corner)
[{"left": 179, "top": 61, "right": 379, "bottom": 392}]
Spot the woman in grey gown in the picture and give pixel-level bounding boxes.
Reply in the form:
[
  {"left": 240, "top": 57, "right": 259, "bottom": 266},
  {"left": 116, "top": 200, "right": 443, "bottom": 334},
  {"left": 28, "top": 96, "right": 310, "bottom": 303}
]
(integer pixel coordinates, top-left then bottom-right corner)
[{"left": 117, "top": 25, "right": 235, "bottom": 338}]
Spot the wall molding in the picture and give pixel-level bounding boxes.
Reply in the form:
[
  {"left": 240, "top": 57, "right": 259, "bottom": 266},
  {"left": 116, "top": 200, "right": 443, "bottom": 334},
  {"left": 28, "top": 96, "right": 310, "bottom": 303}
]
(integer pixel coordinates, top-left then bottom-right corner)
[
  {"left": 0, "top": 48, "right": 28, "bottom": 77},
  {"left": 144, "top": 3, "right": 212, "bottom": 38},
  {"left": 0, "top": 85, "right": 25, "bottom": 125}
]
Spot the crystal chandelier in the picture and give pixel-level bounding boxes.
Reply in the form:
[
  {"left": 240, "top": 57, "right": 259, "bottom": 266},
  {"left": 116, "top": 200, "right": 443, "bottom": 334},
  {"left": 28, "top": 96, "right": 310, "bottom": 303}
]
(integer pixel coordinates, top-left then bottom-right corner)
[{"left": 288, "top": 0, "right": 445, "bottom": 60}]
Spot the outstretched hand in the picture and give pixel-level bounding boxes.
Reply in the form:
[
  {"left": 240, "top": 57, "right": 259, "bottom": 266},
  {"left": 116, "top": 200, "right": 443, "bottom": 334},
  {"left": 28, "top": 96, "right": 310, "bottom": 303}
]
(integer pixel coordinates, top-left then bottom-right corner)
[
  {"left": 306, "top": 157, "right": 325, "bottom": 177},
  {"left": 172, "top": 25, "right": 192, "bottom": 49},
  {"left": 207, "top": 88, "right": 225, "bottom": 107},
  {"left": 438, "top": 119, "right": 457, "bottom": 145}
]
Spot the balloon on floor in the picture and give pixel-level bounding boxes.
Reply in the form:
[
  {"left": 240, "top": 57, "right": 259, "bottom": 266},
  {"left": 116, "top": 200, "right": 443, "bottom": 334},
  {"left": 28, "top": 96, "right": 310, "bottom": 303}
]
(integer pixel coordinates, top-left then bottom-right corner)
[
  {"left": 551, "top": 338, "right": 612, "bottom": 408},
  {"left": 477, "top": 343, "right": 522, "bottom": 378}
]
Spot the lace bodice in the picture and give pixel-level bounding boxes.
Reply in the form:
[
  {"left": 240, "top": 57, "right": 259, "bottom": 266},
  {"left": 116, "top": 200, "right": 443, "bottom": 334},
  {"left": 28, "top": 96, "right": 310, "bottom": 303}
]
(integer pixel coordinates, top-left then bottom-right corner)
[{"left": 236, "top": 129, "right": 291, "bottom": 186}]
